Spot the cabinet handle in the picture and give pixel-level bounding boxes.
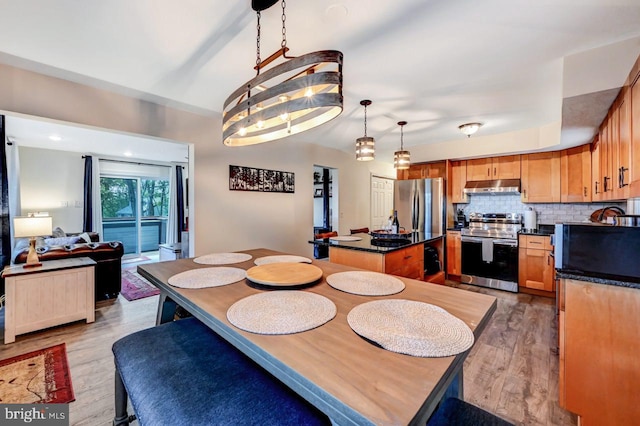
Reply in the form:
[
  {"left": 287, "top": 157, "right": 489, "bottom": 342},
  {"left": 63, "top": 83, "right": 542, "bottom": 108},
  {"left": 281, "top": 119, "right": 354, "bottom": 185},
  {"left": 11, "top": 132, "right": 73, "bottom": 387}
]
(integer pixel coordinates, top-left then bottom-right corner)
[
  {"left": 603, "top": 176, "right": 609, "bottom": 192},
  {"left": 404, "top": 255, "right": 413, "bottom": 260},
  {"left": 522, "top": 188, "right": 527, "bottom": 198},
  {"left": 547, "top": 254, "right": 550, "bottom": 265},
  {"left": 595, "top": 181, "right": 599, "bottom": 194},
  {"left": 583, "top": 187, "right": 587, "bottom": 197},
  {"left": 494, "top": 167, "right": 497, "bottom": 176},
  {"left": 487, "top": 167, "right": 490, "bottom": 177},
  {"left": 621, "top": 166, "right": 629, "bottom": 188}
]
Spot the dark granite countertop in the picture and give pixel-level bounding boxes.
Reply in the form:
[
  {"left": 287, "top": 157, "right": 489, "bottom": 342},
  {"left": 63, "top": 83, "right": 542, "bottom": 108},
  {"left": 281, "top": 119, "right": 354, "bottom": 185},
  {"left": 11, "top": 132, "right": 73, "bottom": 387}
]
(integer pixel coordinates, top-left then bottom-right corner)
[
  {"left": 519, "top": 224, "right": 555, "bottom": 236},
  {"left": 446, "top": 227, "right": 464, "bottom": 232},
  {"left": 309, "top": 232, "right": 444, "bottom": 254},
  {"left": 556, "top": 270, "right": 640, "bottom": 290}
]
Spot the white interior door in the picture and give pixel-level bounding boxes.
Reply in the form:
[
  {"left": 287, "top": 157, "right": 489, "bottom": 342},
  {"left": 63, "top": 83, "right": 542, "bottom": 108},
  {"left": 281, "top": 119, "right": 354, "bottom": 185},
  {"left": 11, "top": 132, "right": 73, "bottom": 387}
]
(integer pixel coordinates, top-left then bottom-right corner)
[{"left": 370, "top": 176, "right": 394, "bottom": 230}]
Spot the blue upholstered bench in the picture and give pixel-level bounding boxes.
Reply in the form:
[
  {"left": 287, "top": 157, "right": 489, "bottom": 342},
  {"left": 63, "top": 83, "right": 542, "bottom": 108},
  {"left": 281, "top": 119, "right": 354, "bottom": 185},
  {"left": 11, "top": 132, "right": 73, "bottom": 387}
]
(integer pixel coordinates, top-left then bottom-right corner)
[
  {"left": 112, "top": 317, "right": 330, "bottom": 426},
  {"left": 427, "top": 397, "right": 514, "bottom": 426}
]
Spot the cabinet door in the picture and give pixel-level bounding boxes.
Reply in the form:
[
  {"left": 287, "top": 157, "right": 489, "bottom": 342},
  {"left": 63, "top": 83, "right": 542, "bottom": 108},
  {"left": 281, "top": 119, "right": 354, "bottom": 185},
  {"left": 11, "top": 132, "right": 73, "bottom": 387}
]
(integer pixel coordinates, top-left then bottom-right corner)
[
  {"left": 560, "top": 144, "right": 591, "bottom": 203},
  {"left": 601, "top": 120, "right": 613, "bottom": 198},
  {"left": 630, "top": 75, "right": 640, "bottom": 196},
  {"left": 617, "top": 88, "right": 631, "bottom": 199},
  {"left": 591, "top": 139, "right": 602, "bottom": 201},
  {"left": 521, "top": 152, "right": 561, "bottom": 203},
  {"left": 493, "top": 155, "right": 521, "bottom": 179},
  {"left": 518, "top": 247, "right": 554, "bottom": 291},
  {"left": 449, "top": 161, "right": 468, "bottom": 203},
  {"left": 446, "top": 231, "right": 461, "bottom": 276},
  {"left": 466, "top": 158, "right": 492, "bottom": 181}
]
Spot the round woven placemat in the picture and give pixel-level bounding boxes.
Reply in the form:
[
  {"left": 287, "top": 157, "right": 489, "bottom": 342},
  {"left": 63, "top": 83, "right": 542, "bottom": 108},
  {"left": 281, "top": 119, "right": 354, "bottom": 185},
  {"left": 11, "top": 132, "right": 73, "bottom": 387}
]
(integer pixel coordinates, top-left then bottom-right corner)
[
  {"left": 254, "top": 255, "right": 312, "bottom": 265},
  {"left": 347, "top": 299, "right": 474, "bottom": 357},
  {"left": 329, "top": 235, "right": 363, "bottom": 241},
  {"left": 227, "top": 291, "right": 336, "bottom": 335},
  {"left": 168, "top": 267, "right": 246, "bottom": 289},
  {"left": 326, "top": 271, "right": 405, "bottom": 296},
  {"left": 193, "top": 252, "right": 252, "bottom": 265}
]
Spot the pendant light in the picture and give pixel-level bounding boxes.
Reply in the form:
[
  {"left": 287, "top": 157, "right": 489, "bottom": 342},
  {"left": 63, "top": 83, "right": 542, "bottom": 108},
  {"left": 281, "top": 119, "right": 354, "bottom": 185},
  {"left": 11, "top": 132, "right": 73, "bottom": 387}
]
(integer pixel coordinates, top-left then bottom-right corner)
[
  {"left": 393, "top": 121, "right": 410, "bottom": 170},
  {"left": 355, "top": 100, "right": 375, "bottom": 161},
  {"left": 222, "top": 0, "right": 344, "bottom": 146}
]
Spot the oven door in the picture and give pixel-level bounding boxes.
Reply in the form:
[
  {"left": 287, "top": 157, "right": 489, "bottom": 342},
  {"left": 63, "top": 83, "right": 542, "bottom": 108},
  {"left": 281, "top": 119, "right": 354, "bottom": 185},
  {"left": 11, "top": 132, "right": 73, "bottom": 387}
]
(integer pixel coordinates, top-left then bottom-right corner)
[{"left": 461, "top": 236, "right": 518, "bottom": 292}]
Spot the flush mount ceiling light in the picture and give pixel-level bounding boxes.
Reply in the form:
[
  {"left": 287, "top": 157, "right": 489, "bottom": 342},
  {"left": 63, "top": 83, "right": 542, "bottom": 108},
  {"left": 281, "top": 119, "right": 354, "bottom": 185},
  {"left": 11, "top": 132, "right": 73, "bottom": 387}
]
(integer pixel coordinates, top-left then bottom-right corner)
[
  {"left": 222, "top": 0, "right": 344, "bottom": 146},
  {"left": 393, "top": 121, "right": 410, "bottom": 170},
  {"left": 355, "top": 99, "right": 374, "bottom": 161},
  {"left": 458, "top": 122, "right": 482, "bottom": 138}
]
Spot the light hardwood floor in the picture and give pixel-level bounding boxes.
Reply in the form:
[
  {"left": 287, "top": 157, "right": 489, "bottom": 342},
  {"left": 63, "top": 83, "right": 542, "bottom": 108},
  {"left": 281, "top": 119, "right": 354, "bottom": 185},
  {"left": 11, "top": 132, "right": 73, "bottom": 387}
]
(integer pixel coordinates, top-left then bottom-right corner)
[{"left": 0, "top": 282, "right": 576, "bottom": 426}]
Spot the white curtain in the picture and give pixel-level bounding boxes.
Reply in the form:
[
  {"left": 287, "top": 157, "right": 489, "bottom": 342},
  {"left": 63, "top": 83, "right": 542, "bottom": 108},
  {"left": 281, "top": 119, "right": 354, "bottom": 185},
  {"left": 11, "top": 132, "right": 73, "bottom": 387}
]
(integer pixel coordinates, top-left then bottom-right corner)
[
  {"left": 92, "top": 156, "right": 103, "bottom": 238},
  {"left": 166, "top": 164, "right": 178, "bottom": 244},
  {"left": 6, "top": 139, "right": 21, "bottom": 251}
]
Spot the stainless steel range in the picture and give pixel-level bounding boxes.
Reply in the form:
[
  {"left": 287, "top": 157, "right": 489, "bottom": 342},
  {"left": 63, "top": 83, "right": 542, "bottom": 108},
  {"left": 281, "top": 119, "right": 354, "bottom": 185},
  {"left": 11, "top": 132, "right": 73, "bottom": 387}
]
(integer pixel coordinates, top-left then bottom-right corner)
[{"left": 460, "top": 212, "right": 522, "bottom": 292}]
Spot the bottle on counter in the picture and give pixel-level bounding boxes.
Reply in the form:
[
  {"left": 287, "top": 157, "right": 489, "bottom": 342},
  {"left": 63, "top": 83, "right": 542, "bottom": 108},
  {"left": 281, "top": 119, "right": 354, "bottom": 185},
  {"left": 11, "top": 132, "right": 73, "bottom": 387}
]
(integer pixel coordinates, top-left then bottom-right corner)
[
  {"left": 386, "top": 210, "right": 394, "bottom": 231},
  {"left": 391, "top": 210, "right": 400, "bottom": 234}
]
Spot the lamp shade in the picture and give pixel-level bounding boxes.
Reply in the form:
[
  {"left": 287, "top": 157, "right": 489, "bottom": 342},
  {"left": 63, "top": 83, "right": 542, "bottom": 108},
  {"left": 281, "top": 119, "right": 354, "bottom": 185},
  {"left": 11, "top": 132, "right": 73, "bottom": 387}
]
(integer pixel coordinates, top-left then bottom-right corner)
[
  {"left": 458, "top": 122, "right": 482, "bottom": 137},
  {"left": 355, "top": 136, "right": 375, "bottom": 161},
  {"left": 13, "top": 216, "right": 53, "bottom": 238}
]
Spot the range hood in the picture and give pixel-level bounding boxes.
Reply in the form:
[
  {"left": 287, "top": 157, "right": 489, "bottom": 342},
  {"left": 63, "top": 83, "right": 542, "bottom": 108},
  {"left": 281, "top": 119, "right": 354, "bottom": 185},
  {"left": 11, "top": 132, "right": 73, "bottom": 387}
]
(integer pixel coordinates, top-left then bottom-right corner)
[{"left": 463, "top": 179, "right": 521, "bottom": 195}]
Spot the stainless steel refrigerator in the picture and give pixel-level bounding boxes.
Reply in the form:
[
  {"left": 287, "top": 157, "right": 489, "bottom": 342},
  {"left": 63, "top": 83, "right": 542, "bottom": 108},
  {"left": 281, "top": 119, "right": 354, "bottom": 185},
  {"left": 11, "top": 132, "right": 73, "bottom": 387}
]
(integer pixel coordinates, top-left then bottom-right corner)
[{"left": 393, "top": 178, "right": 445, "bottom": 235}]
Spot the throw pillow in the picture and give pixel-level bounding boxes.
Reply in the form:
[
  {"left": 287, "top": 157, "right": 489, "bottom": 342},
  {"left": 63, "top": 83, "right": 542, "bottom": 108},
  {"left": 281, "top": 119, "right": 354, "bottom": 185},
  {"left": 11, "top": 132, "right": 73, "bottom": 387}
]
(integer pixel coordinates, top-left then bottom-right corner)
[
  {"left": 78, "top": 232, "right": 92, "bottom": 243},
  {"left": 52, "top": 226, "right": 66, "bottom": 238},
  {"left": 44, "top": 236, "right": 81, "bottom": 246}
]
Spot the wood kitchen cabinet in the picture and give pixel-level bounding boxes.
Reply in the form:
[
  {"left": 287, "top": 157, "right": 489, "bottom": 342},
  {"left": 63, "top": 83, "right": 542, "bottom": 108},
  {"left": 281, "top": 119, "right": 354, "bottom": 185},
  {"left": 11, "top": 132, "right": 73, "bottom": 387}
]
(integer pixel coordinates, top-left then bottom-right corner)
[
  {"left": 630, "top": 67, "right": 640, "bottom": 197},
  {"left": 466, "top": 155, "right": 520, "bottom": 181},
  {"left": 521, "top": 152, "right": 561, "bottom": 203},
  {"left": 614, "top": 87, "right": 631, "bottom": 199},
  {"left": 560, "top": 144, "right": 591, "bottom": 203},
  {"left": 591, "top": 137, "right": 602, "bottom": 201},
  {"left": 559, "top": 278, "right": 640, "bottom": 425},
  {"left": 445, "top": 230, "right": 461, "bottom": 277},
  {"left": 518, "top": 235, "right": 554, "bottom": 295},
  {"left": 329, "top": 243, "right": 425, "bottom": 280},
  {"left": 449, "top": 160, "right": 468, "bottom": 203},
  {"left": 397, "top": 161, "right": 446, "bottom": 180}
]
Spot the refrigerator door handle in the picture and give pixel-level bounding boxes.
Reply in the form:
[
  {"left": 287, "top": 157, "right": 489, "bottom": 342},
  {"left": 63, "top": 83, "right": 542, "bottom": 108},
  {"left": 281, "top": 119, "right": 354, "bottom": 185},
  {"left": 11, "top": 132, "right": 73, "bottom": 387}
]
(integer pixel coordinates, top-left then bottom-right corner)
[{"left": 411, "top": 180, "right": 420, "bottom": 232}]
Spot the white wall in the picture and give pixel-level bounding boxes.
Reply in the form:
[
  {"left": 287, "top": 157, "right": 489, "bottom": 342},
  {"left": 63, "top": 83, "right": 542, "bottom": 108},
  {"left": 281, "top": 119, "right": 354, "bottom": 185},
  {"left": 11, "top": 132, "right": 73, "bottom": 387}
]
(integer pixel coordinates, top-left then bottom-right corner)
[
  {"left": 18, "top": 146, "right": 84, "bottom": 231},
  {"left": 0, "top": 63, "right": 395, "bottom": 258}
]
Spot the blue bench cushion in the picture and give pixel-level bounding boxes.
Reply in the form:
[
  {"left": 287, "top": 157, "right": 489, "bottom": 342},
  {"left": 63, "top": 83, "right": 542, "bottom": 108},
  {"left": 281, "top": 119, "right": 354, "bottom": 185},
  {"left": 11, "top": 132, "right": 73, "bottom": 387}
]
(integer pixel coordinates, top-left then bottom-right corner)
[
  {"left": 112, "top": 317, "right": 330, "bottom": 426},
  {"left": 427, "top": 397, "right": 514, "bottom": 426}
]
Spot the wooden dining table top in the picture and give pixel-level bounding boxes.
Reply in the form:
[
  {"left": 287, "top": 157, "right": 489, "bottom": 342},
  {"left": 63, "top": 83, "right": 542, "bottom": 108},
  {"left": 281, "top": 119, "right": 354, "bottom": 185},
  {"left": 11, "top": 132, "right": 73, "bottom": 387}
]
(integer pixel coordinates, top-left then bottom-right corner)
[{"left": 137, "top": 248, "right": 497, "bottom": 426}]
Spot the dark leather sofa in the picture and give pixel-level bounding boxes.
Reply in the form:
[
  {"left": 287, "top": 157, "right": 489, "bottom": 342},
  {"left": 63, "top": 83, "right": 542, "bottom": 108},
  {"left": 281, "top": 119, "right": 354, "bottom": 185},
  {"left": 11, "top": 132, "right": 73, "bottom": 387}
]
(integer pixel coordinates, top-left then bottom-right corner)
[{"left": 13, "top": 233, "right": 124, "bottom": 301}]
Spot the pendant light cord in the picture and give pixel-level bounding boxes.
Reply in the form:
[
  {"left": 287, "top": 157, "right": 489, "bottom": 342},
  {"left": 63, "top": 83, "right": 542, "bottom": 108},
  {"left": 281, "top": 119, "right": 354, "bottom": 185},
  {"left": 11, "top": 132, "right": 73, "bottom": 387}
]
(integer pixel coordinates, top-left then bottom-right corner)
[
  {"left": 256, "top": 11, "right": 262, "bottom": 75},
  {"left": 281, "top": 0, "right": 292, "bottom": 58},
  {"left": 400, "top": 124, "right": 404, "bottom": 150},
  {"left": 363, "top": 104, "right": 368, "bottom": 137}
]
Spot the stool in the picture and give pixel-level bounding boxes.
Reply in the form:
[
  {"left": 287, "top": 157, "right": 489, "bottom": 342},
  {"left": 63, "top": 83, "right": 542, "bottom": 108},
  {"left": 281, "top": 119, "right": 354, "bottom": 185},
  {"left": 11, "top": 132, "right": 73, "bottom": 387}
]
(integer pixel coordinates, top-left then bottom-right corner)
[
  {"left": 112, "top": 317, "right": 330, "bottom": 426},
  {"left": 427, "top": 398, "right": 514, "bottom": 426}
]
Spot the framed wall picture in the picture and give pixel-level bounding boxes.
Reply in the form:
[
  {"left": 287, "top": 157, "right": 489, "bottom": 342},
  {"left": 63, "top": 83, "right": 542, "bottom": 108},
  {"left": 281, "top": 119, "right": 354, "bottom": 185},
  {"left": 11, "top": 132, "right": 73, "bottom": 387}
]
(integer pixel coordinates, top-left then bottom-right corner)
[{"left": 229, "top": 165, "right": 295, "bottom": 193}]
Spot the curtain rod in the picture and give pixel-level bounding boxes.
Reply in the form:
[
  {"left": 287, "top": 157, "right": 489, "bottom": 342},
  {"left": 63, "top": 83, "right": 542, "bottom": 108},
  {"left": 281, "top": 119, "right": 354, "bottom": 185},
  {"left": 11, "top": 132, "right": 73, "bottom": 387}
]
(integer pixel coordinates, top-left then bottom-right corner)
[{"left": 81, "top": 155, "right": 184, "bottom": 169}]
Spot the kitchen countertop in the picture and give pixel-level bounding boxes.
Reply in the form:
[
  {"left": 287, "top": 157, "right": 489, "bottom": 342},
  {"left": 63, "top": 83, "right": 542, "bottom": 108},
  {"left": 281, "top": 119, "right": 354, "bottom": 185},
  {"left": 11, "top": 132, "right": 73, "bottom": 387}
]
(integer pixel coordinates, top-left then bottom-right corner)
[
  {"left": 518, "top": 224, "right": 555, "bottom": 236},
  {"left": 556, "top": 270, "right": 640, "bottom": 290},
  {"left": 309, "top": 231, "right": 444, "bottom": 254}
]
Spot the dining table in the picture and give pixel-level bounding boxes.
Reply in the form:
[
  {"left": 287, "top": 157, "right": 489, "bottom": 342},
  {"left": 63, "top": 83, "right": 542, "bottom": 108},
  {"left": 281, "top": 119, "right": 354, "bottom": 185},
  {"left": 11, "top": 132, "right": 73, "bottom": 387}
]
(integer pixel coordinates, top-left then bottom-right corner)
[{"left": 137, "top": 248, "right": 497, "bottom": 425}]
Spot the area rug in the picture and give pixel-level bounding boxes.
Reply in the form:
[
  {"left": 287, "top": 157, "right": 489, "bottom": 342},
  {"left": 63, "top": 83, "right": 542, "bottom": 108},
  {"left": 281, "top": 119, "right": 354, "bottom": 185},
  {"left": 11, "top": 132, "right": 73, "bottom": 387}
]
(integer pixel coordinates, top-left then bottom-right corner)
[
  {"left": 0, "top": 343, "right": 75, "bottom": 404},
  {"left": 121, "top": 269, "right": 160, "bottom": 301},
  {"left": 121, "top": 255, "right": 151, "bottom": 264}
]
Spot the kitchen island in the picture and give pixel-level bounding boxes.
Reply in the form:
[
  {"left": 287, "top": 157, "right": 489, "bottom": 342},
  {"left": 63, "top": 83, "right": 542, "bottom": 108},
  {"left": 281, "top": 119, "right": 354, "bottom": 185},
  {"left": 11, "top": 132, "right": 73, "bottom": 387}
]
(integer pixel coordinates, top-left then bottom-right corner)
[
  {"left": 138, "top": 248, "right": 497, "bottom": 425},
  {"left": 310, "top": 232, "right": 445, "bottom": 283}
]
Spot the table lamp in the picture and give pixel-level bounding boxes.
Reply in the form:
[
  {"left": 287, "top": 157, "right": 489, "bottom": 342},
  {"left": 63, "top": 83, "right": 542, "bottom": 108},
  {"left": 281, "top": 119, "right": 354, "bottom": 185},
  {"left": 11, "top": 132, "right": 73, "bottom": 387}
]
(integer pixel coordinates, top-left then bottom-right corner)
[{"left": 13, "top": 216, "right": 53, "bottom": 268}]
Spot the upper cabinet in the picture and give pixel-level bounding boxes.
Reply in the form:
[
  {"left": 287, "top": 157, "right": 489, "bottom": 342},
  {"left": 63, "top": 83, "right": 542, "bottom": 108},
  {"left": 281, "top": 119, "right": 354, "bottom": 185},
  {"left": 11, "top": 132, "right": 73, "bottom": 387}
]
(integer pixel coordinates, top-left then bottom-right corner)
[
  {"left": 561, "top": 144, "right": 591, "bottom": 203},
  {"left": 591, "top": 138, "right": 602, "bottom": 201},
  {"left": 466, "top": 155, "right": 520, "bottom": 181},
  {"left": 449, "top": 160, "right": 469, "bottom": 203},
  {"left": 630, "top": 67, "right": 640, "bottom": 197},
  {"left": 521, "top": 152, "right": 561, "bottom": 203},
  {"left": 397, "top": 161, "right": 446, "bottom": 180},
  {"left": 615, "top": 87, "right": 631, "bottom": 200}
]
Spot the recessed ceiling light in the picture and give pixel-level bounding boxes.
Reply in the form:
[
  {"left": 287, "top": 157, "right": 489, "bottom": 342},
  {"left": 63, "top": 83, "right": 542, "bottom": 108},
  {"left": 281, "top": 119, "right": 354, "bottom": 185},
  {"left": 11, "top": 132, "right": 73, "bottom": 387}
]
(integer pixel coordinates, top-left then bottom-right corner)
[
  {"left": 49, "top": 135, "right": 62, "bottom": 141},
  {"left": 124, "top": 151, "right": 133, "bottom": 157}
]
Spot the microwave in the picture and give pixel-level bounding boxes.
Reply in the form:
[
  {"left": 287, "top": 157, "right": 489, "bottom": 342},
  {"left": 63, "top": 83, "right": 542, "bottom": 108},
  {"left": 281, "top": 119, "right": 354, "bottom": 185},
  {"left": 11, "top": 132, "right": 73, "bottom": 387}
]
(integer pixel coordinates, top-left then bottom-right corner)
[{"left": 554, "top": 223, "right": 640, "bottom": 283}]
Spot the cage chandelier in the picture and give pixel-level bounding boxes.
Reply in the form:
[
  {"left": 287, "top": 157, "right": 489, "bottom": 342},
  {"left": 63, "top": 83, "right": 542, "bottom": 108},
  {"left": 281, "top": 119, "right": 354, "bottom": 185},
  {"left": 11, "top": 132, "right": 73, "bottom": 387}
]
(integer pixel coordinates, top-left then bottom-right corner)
[
  {"left": 222, "top": 0, "right": 344, "bottom": 146},
  {"left": 355, "top": 100, "right": 375, "bottom": 161},
  {"left": 393, "top": 121, "right": 411, "bottom": 170}
]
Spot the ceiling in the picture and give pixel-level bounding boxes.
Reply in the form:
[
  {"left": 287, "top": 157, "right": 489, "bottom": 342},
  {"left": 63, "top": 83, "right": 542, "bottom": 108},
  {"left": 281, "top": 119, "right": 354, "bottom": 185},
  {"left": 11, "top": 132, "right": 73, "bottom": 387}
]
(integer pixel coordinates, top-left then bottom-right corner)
[{"left": 1, "top": 0, "right": 640, "bottom": 163}]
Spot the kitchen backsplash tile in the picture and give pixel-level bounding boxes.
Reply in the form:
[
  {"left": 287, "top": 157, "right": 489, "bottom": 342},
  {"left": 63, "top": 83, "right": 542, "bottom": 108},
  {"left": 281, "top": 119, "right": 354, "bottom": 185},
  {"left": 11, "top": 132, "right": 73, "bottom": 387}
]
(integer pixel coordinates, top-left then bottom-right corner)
[{"left": 455, "top": 195, "right": 626, "bottom": 225}]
